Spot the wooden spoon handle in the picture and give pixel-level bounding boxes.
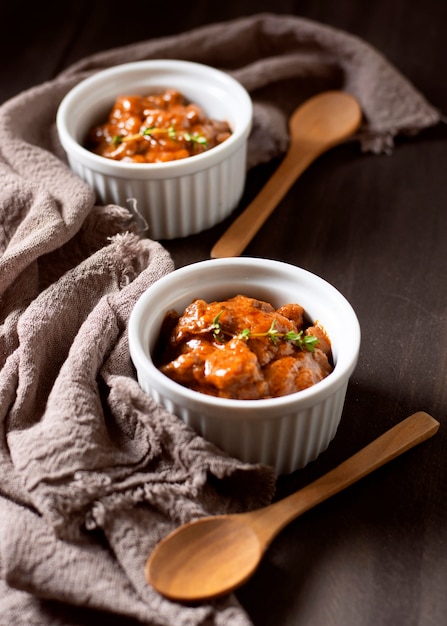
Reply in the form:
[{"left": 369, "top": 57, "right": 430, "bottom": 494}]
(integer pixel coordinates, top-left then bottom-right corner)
[
  {"left": 250, "top": 411, "right": 439, "bottom": 548},
  {"left": 210, "top": 143, "right": 318, "bottom": 259}
]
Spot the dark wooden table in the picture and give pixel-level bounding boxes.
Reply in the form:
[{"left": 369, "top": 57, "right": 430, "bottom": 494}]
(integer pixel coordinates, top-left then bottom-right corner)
[{"left": 2, "top": 2, "right": 446, "bottom": 625}]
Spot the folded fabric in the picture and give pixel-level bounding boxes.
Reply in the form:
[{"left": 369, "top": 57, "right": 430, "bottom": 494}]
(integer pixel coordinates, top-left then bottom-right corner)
[{"left": 0, "top": 12, "right": 442, "bottom": 626}]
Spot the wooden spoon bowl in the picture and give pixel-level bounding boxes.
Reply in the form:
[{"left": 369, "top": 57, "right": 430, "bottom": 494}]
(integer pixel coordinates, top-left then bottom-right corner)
[{"left": 146, "top": 412, "right": 439, "bottom": 602}]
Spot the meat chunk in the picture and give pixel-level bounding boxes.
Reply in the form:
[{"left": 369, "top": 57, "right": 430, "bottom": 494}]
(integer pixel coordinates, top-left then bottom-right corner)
[
  {"left": 305, "top": 325, "right": 332, "bottom": 358},
  {"left": 160, "top": 337, "right": 268, "bottom": 399},
  {"left": 203, "top": 338, "right": 268, "bottom": 399},
  {"left": 264, "top": 350, "right": 333, "bottom": 396}
]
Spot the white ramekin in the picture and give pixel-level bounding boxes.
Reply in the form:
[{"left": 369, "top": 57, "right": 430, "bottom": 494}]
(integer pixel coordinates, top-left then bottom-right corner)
[
  {"left": 56, "top": 60, "right": 252, "bottom": 240},
  {"left": 128, "top": 258, "right": 361, "bottom": 474}
]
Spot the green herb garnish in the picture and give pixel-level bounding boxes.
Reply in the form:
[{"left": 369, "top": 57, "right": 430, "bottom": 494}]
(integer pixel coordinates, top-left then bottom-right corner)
[
  {"left": 183, "top": 131, "right": 208, "bottom": 146},
  {"left": 211, "top": 310, "right": 224, "bottom": 341},
  {"left": 211, "top": 312, "right": 319, "bottom": 352},
  {"left": 110, "top": 126, "right": 207, "bottom": 147}
]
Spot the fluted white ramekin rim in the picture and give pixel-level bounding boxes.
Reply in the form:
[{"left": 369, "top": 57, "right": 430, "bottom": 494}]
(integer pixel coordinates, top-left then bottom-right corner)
[{"left": 57, "top": 60, "right": 252, "bottom": 176}]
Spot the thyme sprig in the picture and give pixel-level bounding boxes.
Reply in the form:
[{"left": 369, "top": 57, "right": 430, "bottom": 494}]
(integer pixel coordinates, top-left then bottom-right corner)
[
  {"left": 211, "top": 312, "right": 319, "bottom": 353},
  {"left": 111, "top": 126, "right": 208, "bottom": 147}
]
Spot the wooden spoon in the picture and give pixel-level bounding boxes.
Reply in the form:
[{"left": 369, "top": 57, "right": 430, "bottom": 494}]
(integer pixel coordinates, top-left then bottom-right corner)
[
  {"left": 210, "top": 90, "right": 362, "bottom": 258},
  {"left": 146, "top": 411, "right": 439, "bottom": 602}
]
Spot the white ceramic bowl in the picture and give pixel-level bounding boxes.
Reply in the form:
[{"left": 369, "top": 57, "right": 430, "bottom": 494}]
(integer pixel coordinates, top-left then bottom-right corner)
[
  {"left": 56, "top": 59, "right": 252, "bottom": 240},
  {"left": 128, "top": 258, "right": 361, "bottom": 474}
]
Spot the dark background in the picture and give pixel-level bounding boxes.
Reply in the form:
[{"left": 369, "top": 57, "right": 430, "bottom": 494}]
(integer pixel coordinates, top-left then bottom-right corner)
[{"left": 1, "top": 2, "right": 446, "bottom": 625}]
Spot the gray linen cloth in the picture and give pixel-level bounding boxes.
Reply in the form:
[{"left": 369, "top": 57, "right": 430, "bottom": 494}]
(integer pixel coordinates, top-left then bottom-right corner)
[{"left": 0, "top": 12, "right": 441, "bottom": 626}]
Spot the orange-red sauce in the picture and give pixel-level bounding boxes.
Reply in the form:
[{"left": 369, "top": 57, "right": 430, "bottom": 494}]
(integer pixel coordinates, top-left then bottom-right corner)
[
  {"left": 155, "top": 294, "right": 333, "bottom": 400},
  {"left": 85, "top": 88, "right": 232, "bottom": 163}
]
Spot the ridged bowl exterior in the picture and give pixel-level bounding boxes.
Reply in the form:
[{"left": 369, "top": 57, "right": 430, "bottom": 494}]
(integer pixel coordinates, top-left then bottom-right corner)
[
  {"left": 57, "top": 60, "right": 252, "bottom": 240},
  {"left": 137, "top": 377, "right": 348, "bottom": 475},
  {"left": 66, "top": 142, "right": 247, "bottom": 240},
  {"left": 128, "top": 258, "right": 361, "bottom": 475}
]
